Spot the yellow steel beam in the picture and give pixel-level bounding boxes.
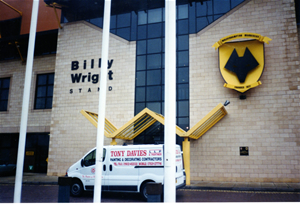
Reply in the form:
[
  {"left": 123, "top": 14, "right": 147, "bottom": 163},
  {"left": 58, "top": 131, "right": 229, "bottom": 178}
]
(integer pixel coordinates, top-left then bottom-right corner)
[
  {"left": 185, "top": 103, "right": 227, "bottom": 139},
  {"left": 0, "top": 0, "right": 22, "bottom": 16}
]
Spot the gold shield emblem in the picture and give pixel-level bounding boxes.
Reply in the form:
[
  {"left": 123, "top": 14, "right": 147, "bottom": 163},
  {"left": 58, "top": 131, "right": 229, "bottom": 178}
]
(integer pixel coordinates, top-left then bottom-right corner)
[{"left": 213, "top": 33, "right": 271, "bottom": 93}]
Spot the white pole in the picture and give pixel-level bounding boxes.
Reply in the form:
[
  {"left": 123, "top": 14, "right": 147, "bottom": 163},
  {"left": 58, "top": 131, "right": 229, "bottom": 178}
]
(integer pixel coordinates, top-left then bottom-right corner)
[
  {"left": 93, "top": 0, "right": 111, "bottom": 203},
  {"left": 13, "top": 0, "right": 39, "bottom": 203},
  {"left": 164, "top": 0, "right": 176, "bottom": 202}
]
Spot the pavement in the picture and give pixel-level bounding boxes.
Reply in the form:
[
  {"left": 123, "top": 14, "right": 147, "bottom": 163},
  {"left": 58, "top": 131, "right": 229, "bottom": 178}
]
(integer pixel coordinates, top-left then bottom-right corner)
[{"left": 1, "top": 172, "right": 300, "bottom": 193}]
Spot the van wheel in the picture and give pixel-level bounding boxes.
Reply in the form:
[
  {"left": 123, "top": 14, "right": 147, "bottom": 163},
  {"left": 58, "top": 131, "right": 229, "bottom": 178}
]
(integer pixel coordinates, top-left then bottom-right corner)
[
  {"left": 140, "top": 182, "right": 149, "bottom": 201},
  {"left": 70, "top": 179, "right": 83, "bottom": 197}
]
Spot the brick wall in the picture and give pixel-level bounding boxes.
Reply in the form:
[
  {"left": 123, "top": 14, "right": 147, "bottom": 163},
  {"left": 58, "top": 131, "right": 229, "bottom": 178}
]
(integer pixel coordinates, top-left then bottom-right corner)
[
  {"left": 189, "top": 0, "right": 300, "bottom": 182},
  {"left": 0, "top": 55, "right": 55, "bottom": 133},
  {"left": 48, "top": 21, "right": 136, "bottom": 175}
]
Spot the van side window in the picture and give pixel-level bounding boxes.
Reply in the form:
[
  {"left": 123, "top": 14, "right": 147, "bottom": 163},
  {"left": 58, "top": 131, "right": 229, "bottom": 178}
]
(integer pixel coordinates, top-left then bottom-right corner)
[{"left": 83, "top": 148, "right": 106, "bottom": 167}]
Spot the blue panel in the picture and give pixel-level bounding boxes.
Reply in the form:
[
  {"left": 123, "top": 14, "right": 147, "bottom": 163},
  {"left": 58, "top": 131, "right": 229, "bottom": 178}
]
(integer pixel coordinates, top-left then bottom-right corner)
[
  {"left": 177, "top": 19, "right": 189, "bottom": 35},
  {"left": 147, "top": 54, "right": 161, "bottom": 69},
  {"left": 138, "top": 25, "right": 147, "bottom": 40},
  {"left": 147, "top": 70, "right": 161, "bottom": 85},
  {"left": 146, "top": 86, "right": 161, "bottom": 101},
  {"left": 136, "top": 71, "right": 146, "bottom": 86},
  {"left": 137, "top": 55, "right": 146, "bottom": 71},
  {"left": 136, "top": 87, "right": 145, "bottom": 102},
  {"left": 214, "top": 0, "right": 230, "bottom": 14},
  {"left": 177, "top": 35, "right": 189, "bottom": 51},
  {"left": 138, "top": 11, "right": 147, "bottom": 25},
  {"left": 148, "top": 23, "right": 162, "bottom": 39},
  {"left": 147, "top": 39, "right": 162, "bottom": 54},
  {"left": 148, "top": 8, "right": 162, "bottom": 23},
  {"left": 137, "top": 40, "right": 146, "bottom": 55},
  {"left": 178, "top": 4, "right": 188, "bottom": 19},
  {"left": 117, "top": 13, "right": 131, "bottom": 27}
]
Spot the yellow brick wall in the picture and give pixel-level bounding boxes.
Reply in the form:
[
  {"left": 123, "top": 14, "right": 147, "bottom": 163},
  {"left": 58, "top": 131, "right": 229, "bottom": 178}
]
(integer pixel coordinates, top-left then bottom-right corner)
[
  {"left": 47, "top": 21, "right": 136, "bottom": 175},
  {"left": 0, "top": 55, "right": 55, "bottom": 133},
  {"left": 189, "top": 0, "right": 300, "bottom": 182}
]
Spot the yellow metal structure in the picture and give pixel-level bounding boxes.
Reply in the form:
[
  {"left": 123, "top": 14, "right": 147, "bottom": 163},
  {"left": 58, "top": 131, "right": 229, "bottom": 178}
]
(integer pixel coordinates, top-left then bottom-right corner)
[
  {"left": 80, "top": 103, "right": 228, "bottom": 185},
  {"left": 45, "top": 2, "right": 63, "bottom": 29},
  {"left": 185, "top": 103, "right": 227, "bottom": 139},
  {"left": 0, "top": 0, "right": 23, "bottom": 16}
]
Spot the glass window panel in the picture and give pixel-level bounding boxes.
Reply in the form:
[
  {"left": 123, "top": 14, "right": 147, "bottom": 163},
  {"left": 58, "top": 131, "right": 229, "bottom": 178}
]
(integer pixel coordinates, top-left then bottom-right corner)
[
  {"left": 137, "top": 55, "right": 146, "bottom": 71},
  {"left": 136, "top": 71, "right": 146, "bottom": 86},
  {"left": 35, "top": 98, "right": 45, "bottom": 109},
  {"left": 146, "top": 102, "right": 161, "bottom": 114},
  {"left": 147, "top": 54, "right": 161, "bottom": 69},
  {"left": 138, "top": 11, "right": 147, "bottom": 25},
  {"left": 162, "top": 69, "right": 165, "bottom": 85},
  {"left": 137, "top": 40, "right": 146, "bottom": 55},
  {"left": 146, "top": 86, "right": 161, "bottom": 101},
  {"left": 178, "top": 4, "right": 188, "bottom": 19},
  {"left": 2, "top": 78, "right": 10, "bottom": 88},
  {"left": 138, "top": 25, "right": 147, "bottom": 40},
  {"left": 0, "top": 101, "right": 8, "bottom": 111},
  {"left": 177, "top": 67, "right": 189, "bottom": 83},
  {"left": 135, "top": 102, "right": 146, "bottom": 114},
  {"left": 110, "top": 29, "right": 116, "bottom": 35},
  {"left": 131, "top": 11, "right": 137, "bottom": 41},
  {"left": 197, "top": 1, "right": 213, "bottom": 16},
  {"left": 90, "top": 17, "right": 103, "bottom": 28},
  {"left": 147, "top": 39, "right": 161, "bottom": 54},
  {"left": 231, "top": 0, "right": 244, "bottom": 8},
  {"left": 197, "top": 17, "right": 208, "bottom": 31},
  {"left": 214, "top": 0, "right": 230, "bottom": 14},
  {"left": 47, "top": 86, "right": 53, "bottom": 97},
  {"left": 213, "top": 15, "right": 222, "bottom": 21},
  {"left": 148, "top": 23, "right": 162, "bottom": 38},
  {"left": 1, "top": 89, "right": 9, "bottom": 100},
  {"left": 147, "top": 70, "right": 161, "bottom": 85},
  {"left": 46, "top": 97, "right": 53, "bottom": 109},
  {"left": 48, "top": 74, "right": 54, "bottom": 84},
  {"left": 117, "top": 13, "right": 131, "bottom": 27},
  {"left": 177, "top": 117, "right": 189, "bottom": 131},
  {"left": 136, "top": 87, "right": 145, "bottom": 102},
  {"left": 148, "top": 8, "right": 162, "bottom": 23},
  {"left": 177, "top": 84, "right": 189, "bottom": 100},
  {"left": 177, "top": 35, "right": 189, "bottom": 51},
  {"left": 177, "top": 51, "right": 189, "bottom": 67},
  {"left": 177, "top": 19, "right": 189, "bottom": 35},
  {"left": 110, "top": 15, "right": 116, "bottom": 29},
  {"left": 117, "top": 27, "right": 130, "bottom": 40},
  {"left": 36, "top": 86, "right": 46, "bottom": 97},
  {"left": 177, "top": 101, "right": 189, "bottom": 117},
  {"left": 37, "top": 75, "right": 47, "bottom": 85}
]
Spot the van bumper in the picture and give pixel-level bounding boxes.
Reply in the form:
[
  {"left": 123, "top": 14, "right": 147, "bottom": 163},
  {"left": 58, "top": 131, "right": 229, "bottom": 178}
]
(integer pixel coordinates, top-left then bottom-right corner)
[{"left": 176, "top": 182, "right": 186, "bottom": 189}]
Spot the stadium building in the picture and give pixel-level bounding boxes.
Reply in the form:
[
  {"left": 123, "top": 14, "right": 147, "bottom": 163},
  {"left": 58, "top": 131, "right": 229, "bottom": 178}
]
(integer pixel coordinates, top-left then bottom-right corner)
[{"left": 0, "top": 0, "right": 300, "bottom": 183}]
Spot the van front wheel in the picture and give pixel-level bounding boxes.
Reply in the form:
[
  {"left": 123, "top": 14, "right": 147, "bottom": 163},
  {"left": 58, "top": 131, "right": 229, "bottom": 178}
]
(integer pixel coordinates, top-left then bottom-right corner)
[{"left": 70, "top": 179, "right": 83, "bottom": 197}]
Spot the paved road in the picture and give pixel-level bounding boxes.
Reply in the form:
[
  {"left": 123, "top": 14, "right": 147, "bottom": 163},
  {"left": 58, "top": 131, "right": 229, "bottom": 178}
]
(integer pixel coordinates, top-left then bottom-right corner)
[{"left": 0, "top": 184, "right": 299, "bottom": 203}]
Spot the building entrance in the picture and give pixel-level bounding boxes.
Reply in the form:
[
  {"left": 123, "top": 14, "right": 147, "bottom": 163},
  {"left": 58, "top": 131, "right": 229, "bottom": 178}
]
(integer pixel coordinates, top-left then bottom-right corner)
[{"left": 0, "top": 133, "right": 50, "bottom": 174}]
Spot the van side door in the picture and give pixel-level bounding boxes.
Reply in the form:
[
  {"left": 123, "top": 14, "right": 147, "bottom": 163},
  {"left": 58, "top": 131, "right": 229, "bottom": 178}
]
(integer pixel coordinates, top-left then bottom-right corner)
[{"left": 107, "top": 147, "right": 139, "bottom": 192}]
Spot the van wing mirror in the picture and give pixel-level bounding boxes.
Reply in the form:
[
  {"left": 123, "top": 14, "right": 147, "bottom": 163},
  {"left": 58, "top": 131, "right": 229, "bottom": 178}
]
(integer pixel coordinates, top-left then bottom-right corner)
[{"left": 81, "top": 159, "right": 84, "bottom": 167}]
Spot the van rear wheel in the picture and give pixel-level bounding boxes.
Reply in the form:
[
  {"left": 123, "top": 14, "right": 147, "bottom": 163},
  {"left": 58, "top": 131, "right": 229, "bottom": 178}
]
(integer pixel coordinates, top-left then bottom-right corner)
[
  {"left": 70, "top": 179, "right": 83, "bottom": 197},
  {"left": 140, "top": 182, "right": 149, "bottom": 201}
]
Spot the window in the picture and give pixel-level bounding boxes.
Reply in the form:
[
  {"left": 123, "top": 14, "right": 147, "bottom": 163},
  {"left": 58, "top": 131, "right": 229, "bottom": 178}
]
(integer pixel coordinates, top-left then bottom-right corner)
[
  {"left": 0, "top": 77, "right": 10, "bottom": 111},
  {"left": 34, "top": 73, "right": 54, "bottom": 109},
  {"left": 83, "top": 148, "right": 106, "bottom": 167}
]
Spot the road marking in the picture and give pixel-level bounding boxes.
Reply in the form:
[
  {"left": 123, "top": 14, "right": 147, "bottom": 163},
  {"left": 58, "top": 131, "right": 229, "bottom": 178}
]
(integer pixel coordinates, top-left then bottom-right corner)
[{"left": 178, "top": 189, "right": 300, "bottom": 195}]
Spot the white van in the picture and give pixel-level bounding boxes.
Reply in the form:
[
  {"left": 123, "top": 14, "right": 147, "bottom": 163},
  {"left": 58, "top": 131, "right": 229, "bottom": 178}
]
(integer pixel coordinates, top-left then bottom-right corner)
[{"left": 66, "top": 144, "right": 185, "bottom": 200}]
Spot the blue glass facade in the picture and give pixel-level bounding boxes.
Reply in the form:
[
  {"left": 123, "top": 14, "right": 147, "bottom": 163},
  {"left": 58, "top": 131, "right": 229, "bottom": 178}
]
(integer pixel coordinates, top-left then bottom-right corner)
[{"left": 63, "top": 0, "right": 245, "bottom": 144}]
